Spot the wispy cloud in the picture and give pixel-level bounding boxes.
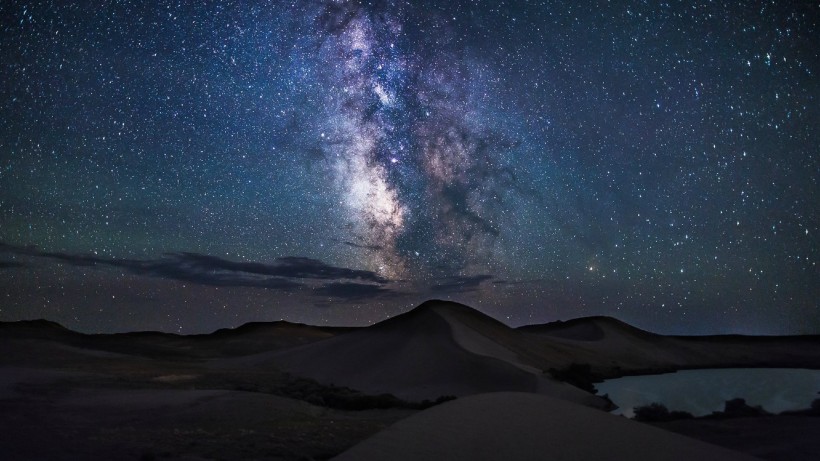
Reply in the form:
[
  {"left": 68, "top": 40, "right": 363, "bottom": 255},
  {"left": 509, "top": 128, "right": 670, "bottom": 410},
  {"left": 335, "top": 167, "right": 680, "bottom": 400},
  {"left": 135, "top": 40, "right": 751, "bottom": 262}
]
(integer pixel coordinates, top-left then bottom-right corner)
[
  {"left": 0, "top": 243, "right": 393, "bottom": 299},
  {"left": 0, "top": 260, "right": 25, "bottom": 269}
]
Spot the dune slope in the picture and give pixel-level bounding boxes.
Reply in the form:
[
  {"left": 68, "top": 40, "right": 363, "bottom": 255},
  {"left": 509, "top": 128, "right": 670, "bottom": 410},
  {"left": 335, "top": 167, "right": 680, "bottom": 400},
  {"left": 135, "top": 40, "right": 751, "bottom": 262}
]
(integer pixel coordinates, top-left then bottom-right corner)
[
  {"left": 333, "top": 392, "right": 759, "bottom": 461},
  {"left": 267, "top": 301, "right": 605, "bottom": 406}
]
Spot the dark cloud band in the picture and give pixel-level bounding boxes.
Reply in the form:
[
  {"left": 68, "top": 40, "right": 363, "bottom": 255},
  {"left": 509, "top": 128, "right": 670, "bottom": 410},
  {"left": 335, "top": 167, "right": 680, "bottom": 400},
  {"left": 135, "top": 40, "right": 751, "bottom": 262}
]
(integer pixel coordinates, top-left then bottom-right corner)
[{"left": 0, "top": 242, "right": 393, "bottom": 301}]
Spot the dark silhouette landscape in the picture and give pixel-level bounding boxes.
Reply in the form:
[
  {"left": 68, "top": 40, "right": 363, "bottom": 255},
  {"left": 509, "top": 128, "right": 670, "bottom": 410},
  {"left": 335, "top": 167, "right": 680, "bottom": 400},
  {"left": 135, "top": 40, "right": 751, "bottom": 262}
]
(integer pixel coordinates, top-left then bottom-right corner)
[{"left": 2, "top": 300, "right": 820, "bottom": 460}]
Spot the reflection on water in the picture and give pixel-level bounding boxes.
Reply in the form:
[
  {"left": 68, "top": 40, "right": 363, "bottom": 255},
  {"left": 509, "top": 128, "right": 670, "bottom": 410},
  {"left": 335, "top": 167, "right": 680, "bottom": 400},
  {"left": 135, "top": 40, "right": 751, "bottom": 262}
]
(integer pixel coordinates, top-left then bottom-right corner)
[{"left": 596, "top": 368, "right": 820, "bottom": 417}]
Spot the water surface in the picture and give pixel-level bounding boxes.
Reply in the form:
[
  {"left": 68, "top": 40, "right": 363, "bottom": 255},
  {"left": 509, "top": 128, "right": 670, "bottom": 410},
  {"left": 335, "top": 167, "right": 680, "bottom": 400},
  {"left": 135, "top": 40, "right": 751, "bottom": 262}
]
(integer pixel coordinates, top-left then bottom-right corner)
[{"left": 596, "top": 368, "right": 820, "bottom": 417}]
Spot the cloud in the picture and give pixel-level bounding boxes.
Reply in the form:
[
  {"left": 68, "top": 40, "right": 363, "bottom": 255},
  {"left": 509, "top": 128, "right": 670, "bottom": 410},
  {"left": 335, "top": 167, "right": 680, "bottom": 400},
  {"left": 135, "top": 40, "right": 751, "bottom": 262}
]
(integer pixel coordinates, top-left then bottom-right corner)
[
  {"left": 0, "top": 242, "right": 496, "bottom": 301},
  {"left": 0, "top": 243, "right": 389, "bottom": 296},
  {"left": 492, "top": 279, "right": 543, "bottom": 286},
  {"left": 127, "top": 254, "right": 305, "bottom": 291},
  {"left": 431, "top": 274, "right": 493, "bottom": 293},
  {"left": 0, "top": 260, "right": 24, "bottom": 269},
  {"left": 339, "top": 240, "right": 384, "bottom": 251},
  {"left": 167, "top": 253, "right": 387, "bottom": 283}
]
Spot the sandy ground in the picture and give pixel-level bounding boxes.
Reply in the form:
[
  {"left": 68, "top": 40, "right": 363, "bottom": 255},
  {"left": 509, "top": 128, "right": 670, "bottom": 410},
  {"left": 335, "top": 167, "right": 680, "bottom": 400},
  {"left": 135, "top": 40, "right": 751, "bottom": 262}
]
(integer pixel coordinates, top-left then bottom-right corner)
[
  {"left": 333, "top": 392, "right": 759, "bottom": 461},
  {"left": 0, "top": 367, "right": 413, "bottom": 461},
  {"left": 654, "top": 416, "right": 820, "bottom": 461}
]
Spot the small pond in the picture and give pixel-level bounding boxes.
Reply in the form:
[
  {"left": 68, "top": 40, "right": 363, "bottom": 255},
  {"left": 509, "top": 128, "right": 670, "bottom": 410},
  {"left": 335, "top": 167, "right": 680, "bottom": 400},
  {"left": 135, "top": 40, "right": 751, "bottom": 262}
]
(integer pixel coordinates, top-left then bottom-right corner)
[{"left": 595, "top": 368, "right": 820, "bottom": 417}]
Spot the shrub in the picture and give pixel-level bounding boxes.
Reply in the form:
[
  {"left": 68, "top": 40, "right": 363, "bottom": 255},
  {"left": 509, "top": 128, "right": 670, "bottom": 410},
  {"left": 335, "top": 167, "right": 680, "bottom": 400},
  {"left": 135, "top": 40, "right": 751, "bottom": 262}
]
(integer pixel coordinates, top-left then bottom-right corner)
[
  {"left": 277, "top": 374, "right": 456, "bottom": 411},
  {"left": 548, "top": 363, "right": 597, "bottom": 393},
  {"left": 633, "top": 402, "right": 670, "bottom": 422},
  {"left": 421, "top": 395, "right": 457, "bottom": 409},
  {"left": 632, "top": 402, "right": 693, "bottom": 422},
  {"left": 720, "top": 398, "right": 770, "bottom": 418},
  {"left": 810, "top": 398, "right": 820, "bottom": 415}
]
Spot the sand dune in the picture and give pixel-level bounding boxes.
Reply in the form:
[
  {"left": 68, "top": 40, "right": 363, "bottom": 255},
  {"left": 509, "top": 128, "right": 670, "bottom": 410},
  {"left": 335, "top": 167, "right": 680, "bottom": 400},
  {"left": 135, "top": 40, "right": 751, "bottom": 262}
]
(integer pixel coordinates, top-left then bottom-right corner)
[
  {"left": 333, "top": 392, "right": 759, "bottom": 461},
  {"left": 518, "top": 316, "right": 820, "bottom": 375},
  {"left": 0, "top": 318, "right": 339, "bottom": 363},
  {"left": 256, "top": 300, "right": 820, "bottom": 405},
  {"left": 519, "top": 315, "right": 656, "bottom": 341},
  {"left": 265, "top": 300, "right": 608, "bottom": 407}
]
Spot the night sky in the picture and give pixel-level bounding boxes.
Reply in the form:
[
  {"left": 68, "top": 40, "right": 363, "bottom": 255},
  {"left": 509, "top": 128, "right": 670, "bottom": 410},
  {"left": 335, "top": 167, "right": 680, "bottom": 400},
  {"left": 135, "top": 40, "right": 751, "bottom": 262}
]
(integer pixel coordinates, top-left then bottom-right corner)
[{"left": 1, "top": 1, "right": 817, "bottom": 335}]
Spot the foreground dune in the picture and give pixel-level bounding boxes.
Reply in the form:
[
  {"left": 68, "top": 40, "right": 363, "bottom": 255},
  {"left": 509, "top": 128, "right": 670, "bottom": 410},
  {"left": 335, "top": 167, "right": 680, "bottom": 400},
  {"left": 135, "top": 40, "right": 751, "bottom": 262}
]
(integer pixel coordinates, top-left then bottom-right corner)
[{"left": 333, "top": 392, "right": 759, "bottom": 461}]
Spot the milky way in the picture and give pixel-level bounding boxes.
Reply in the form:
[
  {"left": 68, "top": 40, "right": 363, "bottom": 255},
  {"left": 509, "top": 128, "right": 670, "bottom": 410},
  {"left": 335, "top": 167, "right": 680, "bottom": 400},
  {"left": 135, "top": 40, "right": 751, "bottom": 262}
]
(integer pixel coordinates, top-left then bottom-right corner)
[
  {"left": 312, "top": 1, "right": 516, "bottom": 280},
  {"left": 0, "top": 1, "right": 817, "bottom": 334}
]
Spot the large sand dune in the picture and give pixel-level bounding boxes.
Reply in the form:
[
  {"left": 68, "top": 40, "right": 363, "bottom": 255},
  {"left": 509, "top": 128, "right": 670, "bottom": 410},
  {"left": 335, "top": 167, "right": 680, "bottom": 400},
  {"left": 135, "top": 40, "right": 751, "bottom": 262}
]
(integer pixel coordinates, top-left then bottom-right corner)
[{"left": 266, "top": 300, "right": 608, "bottom": 406}]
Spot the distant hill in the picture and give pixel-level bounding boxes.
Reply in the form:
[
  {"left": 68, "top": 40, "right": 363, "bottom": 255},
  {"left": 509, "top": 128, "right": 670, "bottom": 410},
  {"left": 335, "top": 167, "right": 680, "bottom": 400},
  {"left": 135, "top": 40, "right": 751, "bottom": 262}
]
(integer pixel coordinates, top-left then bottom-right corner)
[
  {"left": 0, "top": 317, "right": 340, "bottom": 362},
  {"left": 0, "top": 319, "right": 78, "bottom": 339},
  {"left": 4, "top": 299, "right": 820, "bottom": 399},
  {"left": 518, "top": 315, "right": 658, "bottom": 341}
]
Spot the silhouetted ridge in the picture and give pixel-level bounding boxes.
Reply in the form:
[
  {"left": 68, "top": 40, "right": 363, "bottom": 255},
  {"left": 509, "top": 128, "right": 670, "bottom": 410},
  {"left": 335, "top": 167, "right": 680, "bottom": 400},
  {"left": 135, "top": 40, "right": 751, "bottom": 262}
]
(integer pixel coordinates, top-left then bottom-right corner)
[
  {"left": 1, "top": 318, "right": 69, "bottom": 330},
  {"left": 0, "top": 318, "right": 78, "bottom": 339},
  {"left": 518, "top": 315, "right": 657, "bottom": 341},
  {"left": 379, "top": 299, "right": 511, "bottom": 329},
  {"left": 413, "top": 299, "right": 478, "bottom": 312},
  {"left": 207, "top": 320, "right": 323, "bottom": 337}
]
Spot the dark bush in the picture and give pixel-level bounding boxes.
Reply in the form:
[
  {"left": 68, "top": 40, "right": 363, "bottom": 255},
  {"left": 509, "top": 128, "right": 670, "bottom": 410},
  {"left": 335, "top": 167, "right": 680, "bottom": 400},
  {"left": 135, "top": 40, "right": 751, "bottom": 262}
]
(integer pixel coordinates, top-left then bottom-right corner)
[
  {"left": 323, "top": 392, "right": 405, "bottom": 410},
  {"left": 276, "top": 374, "right": 456, "bottom": 411},
  {"left": 421, "top": 395, "right": 457, "bottom": 409},
  {"left": 668, "top": 410, "right": 695, "bottom": 420},
  {"left": 548, "top": 363, "right": 598, "bottom": 393},
  {"left": 632, "top": 402, "right": 693, "bottom": 422},
  {"left": 810, "top": 398, "right": 820, "bottom": 415},
  {"left": 633, "top": 402, "right": 670, "bottom": 422},
  {"left": 720, "top": 398, "right": 770, "bottom": 418}
]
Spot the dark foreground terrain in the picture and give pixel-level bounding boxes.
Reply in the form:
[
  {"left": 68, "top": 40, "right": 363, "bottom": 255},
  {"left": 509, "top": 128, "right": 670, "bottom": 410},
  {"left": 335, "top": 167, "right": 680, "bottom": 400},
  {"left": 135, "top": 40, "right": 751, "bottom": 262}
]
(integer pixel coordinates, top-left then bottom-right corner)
[{"left": 2, "top": 300, "right": 820, "bottom": 460}]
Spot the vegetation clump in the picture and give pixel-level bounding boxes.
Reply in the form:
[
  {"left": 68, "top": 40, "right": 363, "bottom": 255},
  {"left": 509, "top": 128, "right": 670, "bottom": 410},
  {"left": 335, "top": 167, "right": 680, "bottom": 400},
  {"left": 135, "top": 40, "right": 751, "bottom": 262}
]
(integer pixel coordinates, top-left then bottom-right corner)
[
  {"left": 724, "top": 398, "right": 770, "bottom": 417},
  {"left": 705, "top": 398, "right": 771, "bottom": 419},
  {"left": 632, "top": 403, "right": 693, "bottom": 422},
  {"left": 548, "top": 363, "right": 599, "bottom": 393},
  {"left": 633, "top": 397, "right": 786, "bottom": 422},
  {"left": 277, "top": 375, "right": 455, "bottom": 411}
]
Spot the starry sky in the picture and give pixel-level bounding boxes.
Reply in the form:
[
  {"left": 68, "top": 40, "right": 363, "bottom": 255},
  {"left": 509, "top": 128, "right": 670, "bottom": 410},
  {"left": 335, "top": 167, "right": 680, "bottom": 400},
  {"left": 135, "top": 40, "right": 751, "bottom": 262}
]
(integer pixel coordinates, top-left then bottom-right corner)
[{"left": 0, "top": 0, "right": 817, "bottom": 335}]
